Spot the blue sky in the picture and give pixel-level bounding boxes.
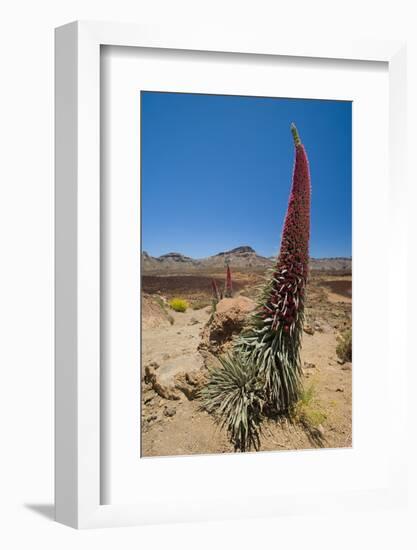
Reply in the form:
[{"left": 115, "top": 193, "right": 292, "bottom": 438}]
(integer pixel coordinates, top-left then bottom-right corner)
[{"left": 141, "top": 92, "right": 351, "bottom": 259}]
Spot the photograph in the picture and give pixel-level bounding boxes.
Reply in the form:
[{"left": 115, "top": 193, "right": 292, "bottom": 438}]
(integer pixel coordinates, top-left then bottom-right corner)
[
  {"left": 141, "top": 91, "right": 352, "bottom": 456},
  {"left": 1, "top": 1, "right": 410, "bottom": 542}
]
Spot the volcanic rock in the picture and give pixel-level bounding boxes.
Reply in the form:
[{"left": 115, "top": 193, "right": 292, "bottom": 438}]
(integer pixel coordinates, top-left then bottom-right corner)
[{"left": 199, "top": 296, "right": 257, "bottom": 354}]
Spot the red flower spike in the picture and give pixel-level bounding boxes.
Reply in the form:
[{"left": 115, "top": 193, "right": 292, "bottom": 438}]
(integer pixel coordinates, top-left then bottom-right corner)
[
  {"left": 225, "top": 264, "right": 233, "bottom": 298},
  {"left": 266, "top": 123, "right": 311, "bottom": 333},
  {"left": 211, "top": 278, "right": 220, "bottom": 302}
]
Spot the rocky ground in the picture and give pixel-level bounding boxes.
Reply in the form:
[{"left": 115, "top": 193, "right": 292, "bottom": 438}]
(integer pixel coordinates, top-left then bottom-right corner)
[{"left": 141, "top": 272, "right": 352, "bottom": 457}]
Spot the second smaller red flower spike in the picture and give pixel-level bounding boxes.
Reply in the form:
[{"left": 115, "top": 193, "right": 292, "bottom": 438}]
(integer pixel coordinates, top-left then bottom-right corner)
[
  {"left": 211, "top": 278, "right": 220, "bottom": 302},
  {"left": 225, "top": 264, "right": 233, "bottom": 298}
]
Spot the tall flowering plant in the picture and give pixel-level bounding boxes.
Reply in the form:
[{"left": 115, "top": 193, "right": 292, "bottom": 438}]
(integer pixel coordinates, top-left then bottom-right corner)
[
  {"left": 224, "top": 263, "right": 233, "bottom": 298},
  {"left": 240, "top": 123, "right": 311, "bottom": 410},
  {"left": 202, "top": 124, "right": 311, "bottom": 450},
  {"left": 211, "top": 278, "right": 220, "bottom": 302}
]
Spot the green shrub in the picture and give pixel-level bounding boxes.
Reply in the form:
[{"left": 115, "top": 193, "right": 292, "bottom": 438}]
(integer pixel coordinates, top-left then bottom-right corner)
[
  {"left": 336, "top": 328, "right": 352, "bottom": 363},
  {"left": 294, "top": 385, "right": 327, "bottom": 426},
  {"left": 290, "top": 384, "right": 326, "bottom": 446},
  {"left": 169, "top": 298, "right": 188, "bottom": 312}
]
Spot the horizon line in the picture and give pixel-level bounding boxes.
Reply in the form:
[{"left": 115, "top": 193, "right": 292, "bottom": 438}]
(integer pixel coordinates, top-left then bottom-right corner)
[{"left": 142, "top": 249, "right": 352, "bottom": 261}]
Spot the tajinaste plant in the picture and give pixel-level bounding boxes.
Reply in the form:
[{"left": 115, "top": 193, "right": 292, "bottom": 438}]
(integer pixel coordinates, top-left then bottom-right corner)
[
  {"left": 224, "top": 263, "right": 233, "bottom": 298},
  {"left": 238, "top": 122, "right": 311, "bottom": 411},
  {"left": 211, "top": 278, "right": 220, "bottom": 303},
  {"left": 201, "top": 123, "right": 311, "bottom": 450}
]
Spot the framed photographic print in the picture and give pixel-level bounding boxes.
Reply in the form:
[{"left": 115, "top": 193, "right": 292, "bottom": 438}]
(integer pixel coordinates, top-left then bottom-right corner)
[{"left": 55, "top": 21, "right": 407, "bottom": 528}]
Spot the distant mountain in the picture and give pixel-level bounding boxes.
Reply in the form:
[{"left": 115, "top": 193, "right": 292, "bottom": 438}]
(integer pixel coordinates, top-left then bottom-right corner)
[
  {"left": 142, "top": 247, "right": 351, "bottom": 273},
  {"left": 214, "top": 246, "right": 257, "bottom": 256},
  {"left": 200, "top": 246, "right": 272, "bottom": 270},
  {"left": 158, "top": 252, "right": 198, "bottom": 264}
]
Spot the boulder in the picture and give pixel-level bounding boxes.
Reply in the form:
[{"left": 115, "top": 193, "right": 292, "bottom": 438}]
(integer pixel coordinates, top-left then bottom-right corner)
[
  {"left": 174, "top": 369, "right": 208, "bottom": 400},
  {"left": 144, "top": 362, "right": 181, "bottom": 400},
  {"left": 144, "top": 354, "right": 206, "bottom": 401},
  {"left": 199, "top": 296, "right": 257, "bottom": 354}
]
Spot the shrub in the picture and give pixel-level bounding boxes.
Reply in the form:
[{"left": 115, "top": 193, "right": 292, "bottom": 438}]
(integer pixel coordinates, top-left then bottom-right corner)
[
  {"left": 292, "top": 384, "right": 326, "bottom": 426},
  {"left": 169, "top": 298, "right": 188, "bottom": 312},
  {"left": 336, "top": 328, "right": 352, "bottom": 363},
  {"left": 289, "top": 384, "right": 326, "bottom": 446}
]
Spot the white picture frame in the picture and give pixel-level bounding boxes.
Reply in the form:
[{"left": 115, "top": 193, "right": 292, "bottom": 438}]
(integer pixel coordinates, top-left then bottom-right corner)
[{"left": 55, "top": 21, "right": 407, "bottom": 529}]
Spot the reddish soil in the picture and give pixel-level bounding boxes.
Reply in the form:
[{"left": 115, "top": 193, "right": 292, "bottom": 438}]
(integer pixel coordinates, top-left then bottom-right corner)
[
  {"left": 142, "top": 274, "right": 247, "bottom": 294},
  {"left": 318, "top": 279, "right": 352, "bottom": 299}
]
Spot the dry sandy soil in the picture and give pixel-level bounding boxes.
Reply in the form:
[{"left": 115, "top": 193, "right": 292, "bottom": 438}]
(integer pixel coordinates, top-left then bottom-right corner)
[{"left": 141, "top": 271, "right": 352, "bottom": 457}]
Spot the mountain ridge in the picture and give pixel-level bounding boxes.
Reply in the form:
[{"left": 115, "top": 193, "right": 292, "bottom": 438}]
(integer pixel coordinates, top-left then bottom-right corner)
[{"left": 142, "top": 246, "right": 351, "bottom": 273}]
